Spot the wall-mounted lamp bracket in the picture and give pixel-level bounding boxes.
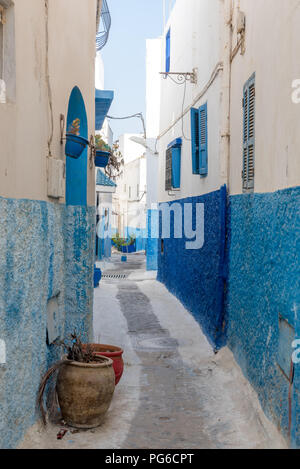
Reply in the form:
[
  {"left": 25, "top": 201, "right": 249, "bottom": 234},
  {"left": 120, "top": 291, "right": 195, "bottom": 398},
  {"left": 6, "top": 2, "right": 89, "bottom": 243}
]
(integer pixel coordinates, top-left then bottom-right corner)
[{"left": 160, "top": 69, "right": 197, "bottom": 85}]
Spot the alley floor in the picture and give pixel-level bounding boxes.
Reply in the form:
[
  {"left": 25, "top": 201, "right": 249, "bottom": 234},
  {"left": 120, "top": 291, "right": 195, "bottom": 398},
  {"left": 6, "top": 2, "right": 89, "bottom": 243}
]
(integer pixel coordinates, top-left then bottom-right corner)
[{"left": 20, "top": 252, "right": 287, "bottom": 449}]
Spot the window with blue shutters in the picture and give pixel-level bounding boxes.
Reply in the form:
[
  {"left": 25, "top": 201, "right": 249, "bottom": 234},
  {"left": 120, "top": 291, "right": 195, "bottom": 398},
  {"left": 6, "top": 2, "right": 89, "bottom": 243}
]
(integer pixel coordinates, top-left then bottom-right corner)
[
  {"left": 166, "top": 29, "right": 171, "bottom": 73},
  {"left": 191, "top": 108, "right": 199, "bottom": 174},
  {"left": 242, "top": 74, "right": 255, "bottom": 192},
  {"left": 165, "top": 138, "right": 182, "bottom": 191},
  {"left": 191, "top": 103, "right": 208, "bottom": 176}
]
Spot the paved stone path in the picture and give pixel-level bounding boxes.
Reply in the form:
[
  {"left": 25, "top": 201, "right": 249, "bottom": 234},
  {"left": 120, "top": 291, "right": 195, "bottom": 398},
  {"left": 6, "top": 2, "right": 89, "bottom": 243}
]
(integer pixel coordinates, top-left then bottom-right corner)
[{"left": 20, "top": 253, "right": 287, "bottom": 449}]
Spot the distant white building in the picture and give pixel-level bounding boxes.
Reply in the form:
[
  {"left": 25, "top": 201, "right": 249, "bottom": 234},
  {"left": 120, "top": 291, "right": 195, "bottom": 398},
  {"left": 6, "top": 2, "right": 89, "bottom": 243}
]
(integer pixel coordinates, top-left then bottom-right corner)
[
  {"left": 112, "top": 134, "right": 147, "bottom": 251},
  {"left": 145, "top": 37, "right": 162, "bottom": 270}
]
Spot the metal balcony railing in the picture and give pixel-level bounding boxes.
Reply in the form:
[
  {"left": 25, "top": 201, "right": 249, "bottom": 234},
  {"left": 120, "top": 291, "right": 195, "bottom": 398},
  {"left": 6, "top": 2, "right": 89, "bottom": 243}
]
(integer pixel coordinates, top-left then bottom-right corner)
[{"left": 96, "top": 0, "right": 111, "bottom": 51}]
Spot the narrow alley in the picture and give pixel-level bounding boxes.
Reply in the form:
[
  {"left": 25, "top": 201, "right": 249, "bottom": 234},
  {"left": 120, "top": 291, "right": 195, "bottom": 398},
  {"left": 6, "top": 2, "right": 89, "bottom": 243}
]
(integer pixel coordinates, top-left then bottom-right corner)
[{"left": 21, "top": 253, "right": 286, "bottom": 449}]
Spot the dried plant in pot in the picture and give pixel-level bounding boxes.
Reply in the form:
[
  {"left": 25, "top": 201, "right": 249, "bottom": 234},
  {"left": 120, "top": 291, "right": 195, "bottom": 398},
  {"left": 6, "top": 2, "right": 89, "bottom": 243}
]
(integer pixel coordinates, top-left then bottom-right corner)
[{"left": 38, "top": 333, "right": 115, "bottom": 429}]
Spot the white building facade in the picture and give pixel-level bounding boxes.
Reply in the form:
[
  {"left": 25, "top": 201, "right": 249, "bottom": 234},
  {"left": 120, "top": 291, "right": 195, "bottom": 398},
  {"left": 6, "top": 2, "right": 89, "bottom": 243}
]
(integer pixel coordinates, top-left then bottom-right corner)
[
  {"left": 154, "top": 0, "right": 300, "bottom": 447},
  {"left": 113, "top": 134, "right": 147, "bottom": 251}
]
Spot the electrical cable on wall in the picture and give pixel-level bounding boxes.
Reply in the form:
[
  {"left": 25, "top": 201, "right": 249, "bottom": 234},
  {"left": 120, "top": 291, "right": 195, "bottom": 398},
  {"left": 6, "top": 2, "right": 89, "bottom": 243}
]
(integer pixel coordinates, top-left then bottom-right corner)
[{"left": 45, "top": 0, "right": 54, "bottom": 157}]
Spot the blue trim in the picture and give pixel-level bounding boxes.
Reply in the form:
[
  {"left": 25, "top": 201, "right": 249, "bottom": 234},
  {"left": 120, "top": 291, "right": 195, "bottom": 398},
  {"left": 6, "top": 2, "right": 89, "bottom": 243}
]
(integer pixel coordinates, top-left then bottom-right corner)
[
  {"left": 66, "top": 87, "right": 88, "bottom": 207},
  {"left": 166, "top": 29, "right": 171, "bottom": 73},
  {"left": 191, "top": 108, "right": 199, "bottom": 174},
  {"left": 95, "top": 89, "right": 114, "bottom": 131},
  {"left": 167, "top": 138, "right": 182, "bottom": 149},
  {"left": 199, "top": 103, "right": 208, "bottom": 176}
]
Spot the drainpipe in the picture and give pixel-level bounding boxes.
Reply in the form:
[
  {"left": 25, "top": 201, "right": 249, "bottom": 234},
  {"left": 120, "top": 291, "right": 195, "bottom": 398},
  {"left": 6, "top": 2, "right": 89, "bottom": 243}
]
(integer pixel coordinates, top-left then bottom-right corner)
[{"left": 220, "top": 0, "right": 232, "bottom": 188}]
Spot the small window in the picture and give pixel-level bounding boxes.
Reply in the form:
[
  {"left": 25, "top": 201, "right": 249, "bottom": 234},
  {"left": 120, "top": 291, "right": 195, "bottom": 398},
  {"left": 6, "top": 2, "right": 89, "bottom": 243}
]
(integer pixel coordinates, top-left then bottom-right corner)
[
  {"left": 124, "top": 184, "right": 126, "bottom": 193},
  {"left": 166, "top": 29, "right": 171, "bottom": 73},
  {"left": 165, "top": 138, "right": 182, "bottom": 191},
  {"left": 191, "top": 103, "right": 208, "bottom": 176},
  {"left": 242, "top": 74, "right": 255, "bottom": 192},
  {"left": 137, "top": 184, "right": 139, "bottom": 198},
  {"left": 129, "top": 186, "right": 131, "bottom": 199}
]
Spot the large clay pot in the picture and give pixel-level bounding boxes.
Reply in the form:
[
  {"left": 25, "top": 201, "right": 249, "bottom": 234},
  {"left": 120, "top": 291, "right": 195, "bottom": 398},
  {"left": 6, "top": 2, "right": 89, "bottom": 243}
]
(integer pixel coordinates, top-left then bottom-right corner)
[
  {"left": 85, "top": 344, "right": 124, "bottom": 386},
  {"left": 56, "top": 357, "right": 115, "bottom": 429}
]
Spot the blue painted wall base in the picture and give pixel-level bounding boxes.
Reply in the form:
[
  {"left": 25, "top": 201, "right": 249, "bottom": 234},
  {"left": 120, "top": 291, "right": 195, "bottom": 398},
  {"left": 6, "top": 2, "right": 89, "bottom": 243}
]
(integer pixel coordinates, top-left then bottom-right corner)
[
  {"left": 226, "top": 186, "right": 300, "bottom": 446},
  {"left": 146, "top": 209, "right": 158, "bottom": 271},
  {"left": 157, "top": 187, "right": 227, "bottom": 349},
  {"left": 0, "top": 197, "right": 95, "bottom": 449}
]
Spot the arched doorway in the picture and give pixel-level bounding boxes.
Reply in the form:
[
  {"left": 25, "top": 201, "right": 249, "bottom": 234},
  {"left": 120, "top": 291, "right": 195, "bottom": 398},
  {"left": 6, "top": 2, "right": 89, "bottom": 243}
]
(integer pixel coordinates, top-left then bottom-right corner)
[{"left": 65, "top": 86, "right": 88, "bottom": 206}]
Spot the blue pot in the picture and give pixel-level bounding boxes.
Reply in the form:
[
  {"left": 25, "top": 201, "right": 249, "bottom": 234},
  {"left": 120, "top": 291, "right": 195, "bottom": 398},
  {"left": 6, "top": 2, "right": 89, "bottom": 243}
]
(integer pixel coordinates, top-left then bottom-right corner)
[
  {"left": 95, "top": 150, "right": 110, "bottom": 168},
  {"left": 94, "top": 266, "right": 102, "bottom": 288},
  {"left": 65, "top": 133, "right": 89, "bottom": 159},
  {"left": 121, "top": 256, "right": 127, "bottom": 262}
]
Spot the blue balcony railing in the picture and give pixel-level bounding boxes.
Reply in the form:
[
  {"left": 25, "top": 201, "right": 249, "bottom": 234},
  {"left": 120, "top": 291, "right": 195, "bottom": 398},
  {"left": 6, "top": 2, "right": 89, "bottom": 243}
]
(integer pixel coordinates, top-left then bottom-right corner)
[{"left": 96, "top": 0, "right": 111, "bottom": 51}]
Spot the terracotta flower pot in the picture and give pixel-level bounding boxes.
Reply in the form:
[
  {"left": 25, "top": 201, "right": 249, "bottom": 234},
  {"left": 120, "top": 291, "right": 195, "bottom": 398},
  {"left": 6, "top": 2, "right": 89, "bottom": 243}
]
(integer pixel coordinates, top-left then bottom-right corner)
[
  {"left": 56, "top": 357, "right": 115, "bottom": 429},
  {"left": 84, "top": 344, "right": 124, "bottom": 385}
]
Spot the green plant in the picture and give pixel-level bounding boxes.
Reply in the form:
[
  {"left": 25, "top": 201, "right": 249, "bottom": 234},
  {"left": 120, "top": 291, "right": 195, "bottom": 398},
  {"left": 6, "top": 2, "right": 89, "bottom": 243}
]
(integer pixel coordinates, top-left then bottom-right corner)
[
  {"left": 95, "top": 134, "right": 111, "bottom": 152},
  {"left": 94, "top": 136, "right": 124, "bottom": 179},
  {"left": 68, "top": 118, "right": 80, "bottom": 136}
]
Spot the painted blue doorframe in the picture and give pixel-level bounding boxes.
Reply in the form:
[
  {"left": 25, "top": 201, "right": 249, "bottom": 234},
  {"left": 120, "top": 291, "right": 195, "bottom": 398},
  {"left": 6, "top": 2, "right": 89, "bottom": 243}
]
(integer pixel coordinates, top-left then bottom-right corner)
[{"left": 66, "top": 87, "right": 88, "bottom": 206}]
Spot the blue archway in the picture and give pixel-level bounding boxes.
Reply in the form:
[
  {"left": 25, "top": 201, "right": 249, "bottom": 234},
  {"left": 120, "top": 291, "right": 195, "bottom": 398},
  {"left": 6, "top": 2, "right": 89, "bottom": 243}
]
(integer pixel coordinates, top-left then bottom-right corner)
[{"left": 66, "top": 86, "right": 88, "bottom": 206}]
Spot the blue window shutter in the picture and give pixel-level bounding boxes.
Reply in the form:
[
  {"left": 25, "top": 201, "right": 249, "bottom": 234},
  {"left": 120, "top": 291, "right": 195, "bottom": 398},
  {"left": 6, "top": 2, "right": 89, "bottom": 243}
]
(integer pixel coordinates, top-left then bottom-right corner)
[
  {"left": 171, "top": 147, "right": 181, "bottom": 188},
  {"left": 165, "top": 138, "right": 182, "bottom": 191},
  {"left": 166, "top": 29, "right": 171, "bottom": 73},
  {"left": 242, "top": 74, "right": 255, "bottom": 191},
  {"left": 199, "top": 103, "right": 208, "bottom": 176},
  {"left": 191, "top": 108, "right": 199, "bottom": 174}
]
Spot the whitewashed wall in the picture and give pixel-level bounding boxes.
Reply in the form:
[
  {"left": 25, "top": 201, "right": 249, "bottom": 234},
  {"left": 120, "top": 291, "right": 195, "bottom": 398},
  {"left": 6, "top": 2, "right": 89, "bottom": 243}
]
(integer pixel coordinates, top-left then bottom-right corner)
[
  {"left": 157, "top": 0, "right": 223, "bottom": 203},
  {"left": 230, "top": 0, "right": 300, "bottom": 195},
  {"left": 0, "top": 0, "right": 97, "bottom": 205}
]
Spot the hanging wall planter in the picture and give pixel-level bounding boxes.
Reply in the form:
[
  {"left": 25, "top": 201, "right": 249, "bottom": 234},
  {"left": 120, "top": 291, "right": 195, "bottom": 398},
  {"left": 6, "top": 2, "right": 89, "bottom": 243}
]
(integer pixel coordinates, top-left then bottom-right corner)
[
  {"left": 95, "top": 150, "right": 110, "bottom": 168},
  {"left": 65, "top": 133, "right": 89, "bottom": 159},
  {"left": 65, "top": 118, "right": 89, "bottom": 159}
]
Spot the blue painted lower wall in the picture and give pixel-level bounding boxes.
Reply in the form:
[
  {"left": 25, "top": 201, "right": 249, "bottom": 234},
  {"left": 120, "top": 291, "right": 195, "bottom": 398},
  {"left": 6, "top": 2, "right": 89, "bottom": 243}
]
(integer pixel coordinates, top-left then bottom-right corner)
[
  {"left": 0, "top": 197, "right": 95, "bottom": 449},
  {"left": 157, "top": 187, "right": 227, "bottom": 349},
  {"left": 226, "top": 186, "right": 300, "bottom": 447},
  {"left": 157, "top": 184, "right": 300, "bottom": 446},
  {"left": 146, "top": 209, "right": 159, "bottom": 271},
  {"left": 124, "top": 227, "right": 147, "bottom": 252}
]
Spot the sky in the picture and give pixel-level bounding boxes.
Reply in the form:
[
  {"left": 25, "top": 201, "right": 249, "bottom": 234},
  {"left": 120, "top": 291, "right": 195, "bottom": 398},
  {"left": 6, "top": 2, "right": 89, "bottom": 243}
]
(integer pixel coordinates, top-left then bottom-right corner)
[{"left": 101, "top": 0, "right": 166, "bottom": 140}]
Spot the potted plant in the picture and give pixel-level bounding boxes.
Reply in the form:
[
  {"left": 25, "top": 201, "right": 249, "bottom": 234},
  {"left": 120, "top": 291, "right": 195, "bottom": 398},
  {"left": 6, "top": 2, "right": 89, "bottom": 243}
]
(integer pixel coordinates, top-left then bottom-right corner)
[
  {"left": 94, "top": 135, "right": 111, "bottom": 168},
  {"left": 83, "top": 343, "right": 124, "bottom": 385},
  {"left": 121, "top": 235, "right": 136, "bottom": 254},
  {"left": 65, "top": 118, "right": 89, "bottom": 159},
  {"left": 38, "top": 333, "right": 115, "bottom": 429}
]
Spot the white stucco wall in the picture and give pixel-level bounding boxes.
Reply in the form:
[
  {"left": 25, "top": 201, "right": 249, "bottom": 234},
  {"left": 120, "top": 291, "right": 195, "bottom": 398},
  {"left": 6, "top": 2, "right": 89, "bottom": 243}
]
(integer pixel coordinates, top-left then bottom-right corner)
[
  {"left": 157, "top": 0, "right": 223, "bottom": 203},
  {"left": 0, "top": 0, "right": 97, "bottom": 205},
  {"left": 114, "top": 135, "right": 147, "bottom": 234},
  {"left": 95, "top": 51, "right": 105, "bottom": 90},
  {"left": 118, "top": 134, "right": 145, "bottom": 165},
  {"left": 145, "top": 39, "right": 161, "bottom": 210},
  {"left": 229, "top": 0, "right": 300, "bottom": 195}
]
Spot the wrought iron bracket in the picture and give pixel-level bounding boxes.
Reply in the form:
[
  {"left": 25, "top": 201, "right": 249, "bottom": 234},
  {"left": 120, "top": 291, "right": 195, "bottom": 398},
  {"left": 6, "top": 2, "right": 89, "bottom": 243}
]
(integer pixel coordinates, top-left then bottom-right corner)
[{"left": 160, "top": 68, "right": 198, "bottom": 85}]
